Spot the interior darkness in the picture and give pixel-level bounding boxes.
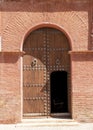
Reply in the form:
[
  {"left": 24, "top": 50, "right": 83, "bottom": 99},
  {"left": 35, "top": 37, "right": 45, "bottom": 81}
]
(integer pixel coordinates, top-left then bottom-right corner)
[{"left": 51, "top": 71, "right": 68, "bottom": 113}]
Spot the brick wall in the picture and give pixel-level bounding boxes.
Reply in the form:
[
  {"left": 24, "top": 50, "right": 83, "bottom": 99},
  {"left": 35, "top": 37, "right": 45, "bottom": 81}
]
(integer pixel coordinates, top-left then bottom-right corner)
[
  {"left": 71, "top": 53, "right": 93, "bottom": 122},
  {"left": 1, "top": 0, "right": 89, "bottom": 51},
  {"left": 0, "top": 53, "right": 22, "bottom": 123},
  {"left": 0, "top": 0, "right": 93, "bottom": 123}
]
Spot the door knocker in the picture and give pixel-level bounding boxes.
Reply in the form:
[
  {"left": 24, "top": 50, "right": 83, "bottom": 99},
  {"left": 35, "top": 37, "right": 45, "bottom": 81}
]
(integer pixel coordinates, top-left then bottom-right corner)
[
  {"left": 56, "top": 59, "right": 60, "bottom": 65},
  {"left": 31, "top": 59, "right": 37, "bottom": 67}
]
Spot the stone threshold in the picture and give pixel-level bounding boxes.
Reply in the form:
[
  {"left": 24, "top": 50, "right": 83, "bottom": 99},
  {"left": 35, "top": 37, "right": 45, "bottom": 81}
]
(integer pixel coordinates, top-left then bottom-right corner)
[{"left": 16, "top": 118, "right": 79, "bottom": 127}]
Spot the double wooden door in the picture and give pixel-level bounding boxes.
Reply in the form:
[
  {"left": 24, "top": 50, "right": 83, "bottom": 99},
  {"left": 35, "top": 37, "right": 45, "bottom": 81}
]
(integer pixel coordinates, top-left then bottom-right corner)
[{"left": 23, "top": 27, "right": 70, "bottom": 117}]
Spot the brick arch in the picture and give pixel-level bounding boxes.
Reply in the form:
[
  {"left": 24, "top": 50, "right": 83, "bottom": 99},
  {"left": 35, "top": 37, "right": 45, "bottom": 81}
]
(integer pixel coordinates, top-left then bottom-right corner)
[
  {"left": 2, "top": 11, "right": 88, "bottom": 51},
  {"left": 21, "top": 23, "right": 72, "bottom": 51}
]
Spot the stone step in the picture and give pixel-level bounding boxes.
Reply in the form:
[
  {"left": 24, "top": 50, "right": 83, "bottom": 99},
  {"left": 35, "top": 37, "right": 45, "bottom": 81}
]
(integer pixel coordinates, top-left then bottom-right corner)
[{"left": 16, "top": 118, "right": 79, "bottom": 127}]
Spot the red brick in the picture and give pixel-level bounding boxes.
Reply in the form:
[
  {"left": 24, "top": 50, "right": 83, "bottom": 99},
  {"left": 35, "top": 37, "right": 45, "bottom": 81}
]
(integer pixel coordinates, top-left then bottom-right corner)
[{"left": 0, "top": 0, "right": 93, "bottom": 123}]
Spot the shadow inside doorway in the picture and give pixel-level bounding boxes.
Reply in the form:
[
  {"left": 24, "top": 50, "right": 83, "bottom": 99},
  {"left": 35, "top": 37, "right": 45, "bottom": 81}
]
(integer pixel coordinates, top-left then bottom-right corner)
[{"left": 50, "top": 71, "right": 68, "bottom": 114}]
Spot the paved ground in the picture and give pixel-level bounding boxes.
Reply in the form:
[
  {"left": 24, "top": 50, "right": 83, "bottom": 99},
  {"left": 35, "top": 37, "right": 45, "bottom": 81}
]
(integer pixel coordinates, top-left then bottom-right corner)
[
  {"left": 0, "top": 119, "right": 93, "bottom": 130},
  {"left": 0, "top": 123, "right": 93, "bottom": 130}
]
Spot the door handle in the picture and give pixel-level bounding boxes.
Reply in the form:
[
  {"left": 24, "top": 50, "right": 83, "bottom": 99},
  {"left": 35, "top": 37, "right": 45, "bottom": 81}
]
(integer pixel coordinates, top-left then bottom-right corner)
[{"left": 31, "top": 59, "right": 37, "bottom": 67}]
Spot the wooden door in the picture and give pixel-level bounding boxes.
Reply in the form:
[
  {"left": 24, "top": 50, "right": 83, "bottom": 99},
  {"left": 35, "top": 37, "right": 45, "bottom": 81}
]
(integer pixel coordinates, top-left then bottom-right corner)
[
  {"left": 23, "top": 28, "right": 70, "bottom": 117},
  {"left": 46, "top": 28, "right": 70, "bottom": 114}
]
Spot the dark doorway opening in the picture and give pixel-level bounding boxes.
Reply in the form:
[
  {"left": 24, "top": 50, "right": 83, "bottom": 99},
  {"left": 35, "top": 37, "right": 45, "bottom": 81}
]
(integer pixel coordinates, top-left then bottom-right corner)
[{"left": 50, "top": 71, "right": 68, "bottom": 113}]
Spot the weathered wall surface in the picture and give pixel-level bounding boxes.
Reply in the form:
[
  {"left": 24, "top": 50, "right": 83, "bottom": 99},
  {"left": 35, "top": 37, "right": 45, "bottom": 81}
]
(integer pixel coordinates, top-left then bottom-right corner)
[
  {"left": 0, "top": 54, "right": 21, "bottom": 123},
  {"left": 71, "top": 53, "right": 93, "bottom": 122},
  {"left": 1, "top": 0, "right": 89, "bottom": 51},
  {"left": 0, "top": 0, "right": 93, "bottom": 123}
]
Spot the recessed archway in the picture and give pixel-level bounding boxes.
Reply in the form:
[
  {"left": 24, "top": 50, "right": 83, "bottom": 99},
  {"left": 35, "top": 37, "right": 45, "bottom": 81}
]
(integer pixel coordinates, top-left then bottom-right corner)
[{"left": 23, "top": 27, "right": 71, "bottom": 118}]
